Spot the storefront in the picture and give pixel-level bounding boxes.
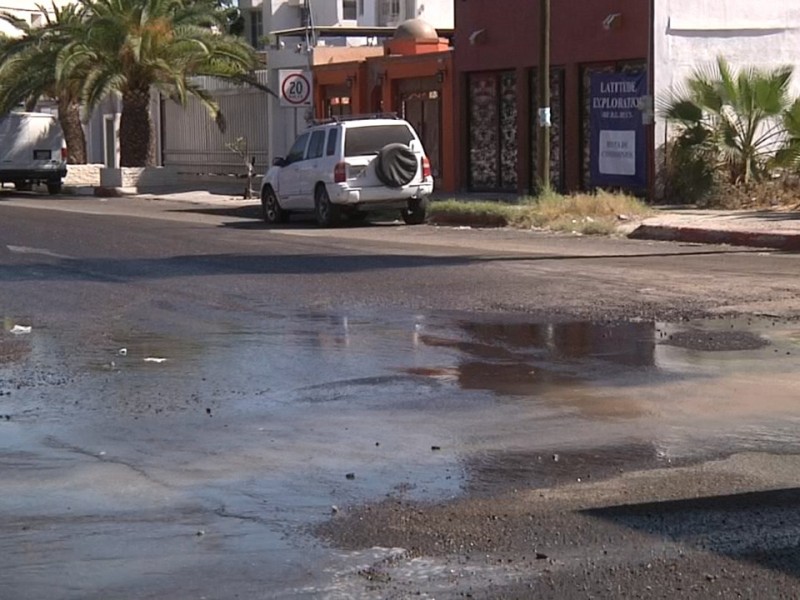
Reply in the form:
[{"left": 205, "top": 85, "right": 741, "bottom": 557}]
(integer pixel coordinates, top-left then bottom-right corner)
[{"left": 313, "top": 19, "right": 456, "bottom": 193}]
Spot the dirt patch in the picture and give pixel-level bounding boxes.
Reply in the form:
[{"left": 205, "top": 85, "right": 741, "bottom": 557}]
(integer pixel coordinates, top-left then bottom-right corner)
[
  {"left": 0, "top": 336, "right": 30, "bottom": 365},
  {"left": 314, "top": 454, "right": 800, "bottom": 598}
]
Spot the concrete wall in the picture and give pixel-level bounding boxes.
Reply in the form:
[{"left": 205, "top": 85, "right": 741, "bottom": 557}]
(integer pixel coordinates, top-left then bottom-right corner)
[
  {"left": 64, "top": 164, "right": 103, "bottom": 188},
  {"left": 97, "top": 166, "right": 261, "bottom": 192},
  {"left": 358, "top": 0, "right": 453, "bottom": 28},
  {"left": 262, "top": 0, "right": 339, "bottom": 32},
  {"left": 456, "top": 0, "right": 648, "bottom": 72},
  {"left": 654, "top": 0, "right": 800, "bottom": 148},
  {"left": 413, "top": 0, "right": 453, "bottom": 29}
]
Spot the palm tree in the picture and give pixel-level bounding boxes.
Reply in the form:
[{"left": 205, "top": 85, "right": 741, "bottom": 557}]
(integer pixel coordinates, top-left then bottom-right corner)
[
  {"left": 59, "top": 0, "right": 259, "bottom": 167},
  {"left": 775, "top": 98, "right": 800, "bottom": 170},
  {"left": 0, "top": 4, "right": 89, "bottom": 164},
  {"left": 662, "top": 56, "right": 795, "bottom": 184}
]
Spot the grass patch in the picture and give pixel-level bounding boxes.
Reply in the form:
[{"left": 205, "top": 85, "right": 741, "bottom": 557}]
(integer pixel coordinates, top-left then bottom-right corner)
[
  {"left": 429, "top": 190, "right": 653, "bottom": 234},
  {"left": 427, "top": 199, "right": 514, "bottom": 227}
]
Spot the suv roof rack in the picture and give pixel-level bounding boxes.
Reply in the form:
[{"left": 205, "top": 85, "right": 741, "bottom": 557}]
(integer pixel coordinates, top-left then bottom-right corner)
[{"left": 311, "top": 112, "right": 399, "bottom": 126}]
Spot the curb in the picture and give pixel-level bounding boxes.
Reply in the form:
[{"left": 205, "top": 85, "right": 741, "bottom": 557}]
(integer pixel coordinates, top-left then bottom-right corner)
[{"left": 629, "top": 224, "right": 800, "bottom": 251}]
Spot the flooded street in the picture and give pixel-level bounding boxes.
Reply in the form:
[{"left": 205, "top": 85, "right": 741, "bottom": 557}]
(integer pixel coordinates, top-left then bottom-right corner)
[
  {"left": 2, "top": 198, "right": 800, "bottom": 598},
  {"left": 3, "top": 307, "right": 800, "bottom": 598}
]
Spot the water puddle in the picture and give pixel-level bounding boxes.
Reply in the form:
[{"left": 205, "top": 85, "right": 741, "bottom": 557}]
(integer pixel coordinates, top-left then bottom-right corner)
[
  {"left": 463, "top": 442, "right": 688, "bottom": 496},
  {"left": 4, "top": 309, "right": 800, "bottom": 597},
  {"left": 87, "top": 330, "right": 209, "bottom": 372},
  {"left": 405, "top": 315, "right": 798, "bottom": 396}
]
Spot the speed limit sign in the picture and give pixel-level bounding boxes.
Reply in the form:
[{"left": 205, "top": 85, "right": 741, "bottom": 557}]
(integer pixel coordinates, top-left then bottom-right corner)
[{"left": 279, "top": 70, "right": 312, "bottom": 107}]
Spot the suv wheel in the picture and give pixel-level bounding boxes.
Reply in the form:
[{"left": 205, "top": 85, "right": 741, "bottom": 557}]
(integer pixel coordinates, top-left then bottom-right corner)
[
  {"left": 261, "top": 187, "right": 287, "bottom": 224},
  {"left": 315, "top": 185, "right": 341, "bottom": 227},
  {"left": 401, "top": 197, "right": 428, "bottom": 225},
  {"left": 376, "top": 143, "right": 418, "bottom": 188},
  {"left": 47, "top": 181, "right": 62, "bottom": 195}
]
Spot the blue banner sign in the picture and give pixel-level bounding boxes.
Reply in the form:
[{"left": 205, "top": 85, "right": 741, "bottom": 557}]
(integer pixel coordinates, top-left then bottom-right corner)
[{"left": 589, "top": 72, "right": 647, "bottom": 189}]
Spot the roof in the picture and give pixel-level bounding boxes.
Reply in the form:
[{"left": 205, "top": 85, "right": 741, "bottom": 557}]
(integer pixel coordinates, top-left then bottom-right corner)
[
  {"left": 393, "top": 18, "right": 439, "bottom": 40},
  {"left": 270, "top": 25, "right": 455, "bottom": 41}
]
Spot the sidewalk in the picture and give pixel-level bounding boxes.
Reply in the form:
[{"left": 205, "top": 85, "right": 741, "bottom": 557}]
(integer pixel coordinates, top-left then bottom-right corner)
[
  {"left": 111, "top": 185, "right": 800, "bottom": 251},
  {"left": 630, "top": 208, "right": 800, "bottom": 251}
]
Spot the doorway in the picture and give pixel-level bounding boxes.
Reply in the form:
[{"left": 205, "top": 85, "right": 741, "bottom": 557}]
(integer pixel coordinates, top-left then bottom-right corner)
[
  {"left": 103, "top": 115, "right": 117, "bottom": 168},
  {"left": 400, "top": 87, "right": 442, "bottom": 187}
]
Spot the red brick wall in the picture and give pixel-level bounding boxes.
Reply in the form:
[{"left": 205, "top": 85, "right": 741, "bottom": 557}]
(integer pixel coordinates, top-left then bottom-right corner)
[
  {"left": 455, "top": 0, "right": 648, "bottom": 70},
  {"left": 454, "top": 0, "right": 650, "bottom": 193}
]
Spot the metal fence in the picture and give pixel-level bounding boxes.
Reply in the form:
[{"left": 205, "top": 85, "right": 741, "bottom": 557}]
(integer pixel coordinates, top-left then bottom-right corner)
[{"left": 161, "top": 71, "right": 271, "bottom": 176}]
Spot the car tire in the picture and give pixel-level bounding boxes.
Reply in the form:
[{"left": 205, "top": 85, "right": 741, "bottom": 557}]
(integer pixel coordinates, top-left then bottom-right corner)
[
  {"left": 47, "top": 181, "right": 62, "bottom": 195},
  {"left": 315, "top": 185, "right": 341, "bottom": 228},
  {"left": 261, "top": 186, "right": 287, "bottom": 224},
  {"left": 401, "top": 197, "right": 428, "bottom": 225},
  {"left": 376, "top": 143, "right": 418, "bottom": 188}
]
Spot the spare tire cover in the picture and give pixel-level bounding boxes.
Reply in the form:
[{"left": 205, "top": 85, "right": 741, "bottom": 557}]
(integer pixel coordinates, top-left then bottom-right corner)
[{"left": 375, "top": 143, "right": 418, "bottom": 188}]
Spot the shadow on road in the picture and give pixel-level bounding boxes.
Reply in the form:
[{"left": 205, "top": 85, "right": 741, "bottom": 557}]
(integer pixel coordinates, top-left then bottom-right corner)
[
  {"left": 0, "top": 246, "right": 768, "bottom": 283},
  {"left": 172, "top": 204, "right": 263, "bottom": 220},
  {"left": 169, "top": 205, "right": 410, "bottom": 229},
  {"left": 584, "top": 487, "right": 800, "bottom": 578},
  {"left": 0, "top": 252, "right": 479, "bottom": 282}
]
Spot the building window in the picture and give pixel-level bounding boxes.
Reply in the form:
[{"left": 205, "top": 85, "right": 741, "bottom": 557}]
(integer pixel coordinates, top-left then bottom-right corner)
[
  {"left": 358, "top": 0, "right": 364, "bottom": 16},
  {"left": 343, "top": 0, "right": 357, "bottom": 20},
  {"left": 249, "top": 9, "right": 263, "bottom": 48},
  {"left": 380, "top": 0, "right": 401, "bottom": 25},
  {"left": 405, "top": 0, "right": 416, "bottom": 19}
]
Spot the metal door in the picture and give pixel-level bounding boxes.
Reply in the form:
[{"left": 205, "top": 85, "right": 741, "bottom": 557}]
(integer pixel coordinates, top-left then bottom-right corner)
[
  {"left": 401, "top": 91, "right": 441, "bottom": 187},
  {"left": 467, "top": 71, "right": 517, "bottom": 191}
]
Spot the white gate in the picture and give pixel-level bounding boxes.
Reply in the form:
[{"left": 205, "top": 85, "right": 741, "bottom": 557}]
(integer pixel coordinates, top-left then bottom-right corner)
[{"left": 161, "top": 71, "right": 271, "bottom": 176}]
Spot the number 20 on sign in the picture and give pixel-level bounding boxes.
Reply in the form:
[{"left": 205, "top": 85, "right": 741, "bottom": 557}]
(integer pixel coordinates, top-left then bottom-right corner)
[{"left": 279, "top": 70, "right": 312, "bottom": 107}]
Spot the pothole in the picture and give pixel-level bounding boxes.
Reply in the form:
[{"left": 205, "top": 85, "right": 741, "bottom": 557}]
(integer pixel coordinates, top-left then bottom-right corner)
[{"left": 660, "top": 330, "right": 770, "bottom": 352}]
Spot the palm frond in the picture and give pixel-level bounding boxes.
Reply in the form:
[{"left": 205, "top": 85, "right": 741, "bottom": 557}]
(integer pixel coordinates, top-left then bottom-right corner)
[
  {"left": 184, "top": 81, "right": 225, "bottom": 131},
  {"left": 784, "top": 98, "right": 800, "bottom": 140}
]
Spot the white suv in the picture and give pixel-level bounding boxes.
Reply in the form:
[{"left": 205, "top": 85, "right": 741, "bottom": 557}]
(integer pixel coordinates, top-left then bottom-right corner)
[{"left": 260, "top": 116, "right": 434, "bottom": 227}]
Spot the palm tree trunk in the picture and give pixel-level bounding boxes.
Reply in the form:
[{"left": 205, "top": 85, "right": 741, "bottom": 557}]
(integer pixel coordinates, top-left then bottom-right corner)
[
  {"left": 120, "top": 86, "right": 153, "bottom": 167},
  {"left": 57, "top": 97, "right": 87, "bottom": 165}
]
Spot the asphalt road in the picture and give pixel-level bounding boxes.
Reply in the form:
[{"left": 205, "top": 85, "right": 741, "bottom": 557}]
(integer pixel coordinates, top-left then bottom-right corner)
[
  {"left": 2, "top": 194, "right": 800, "bottom": 320},
  {"left": 2, "top": 194, "right": 800, "bottom": 599}
]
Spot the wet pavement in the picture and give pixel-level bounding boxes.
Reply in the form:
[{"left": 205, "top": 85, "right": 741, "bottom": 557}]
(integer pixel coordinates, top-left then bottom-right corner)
[{"left": 3, "top": 308, "right": 800, "bottom": 598}]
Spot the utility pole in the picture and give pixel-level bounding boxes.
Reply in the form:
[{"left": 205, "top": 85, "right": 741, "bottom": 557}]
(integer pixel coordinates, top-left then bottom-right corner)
[{"left": 537, "top": 0, "right": 551, "bottom": 191}]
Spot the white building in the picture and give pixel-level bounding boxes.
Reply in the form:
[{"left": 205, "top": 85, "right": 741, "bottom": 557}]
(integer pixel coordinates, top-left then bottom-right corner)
[
  {"left": 241, "top": 0, "right": 453, "bottom": 49},
  {"left": 0, "top": 0, "right": 67, "bottom": 37},
  {"left": 654, "top": 0, "right": 800, "bottom": 153},
  {"left": 356, "top": 0, "right": 452, "bottom": 29}
]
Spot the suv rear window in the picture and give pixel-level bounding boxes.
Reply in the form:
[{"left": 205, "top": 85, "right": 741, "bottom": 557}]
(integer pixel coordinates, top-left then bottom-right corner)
[{"left": 344, "top": 124, "right": 414, "bottom": 156}]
